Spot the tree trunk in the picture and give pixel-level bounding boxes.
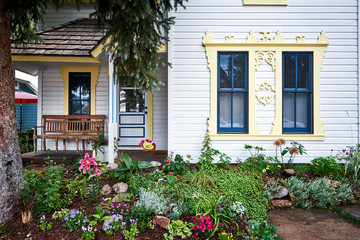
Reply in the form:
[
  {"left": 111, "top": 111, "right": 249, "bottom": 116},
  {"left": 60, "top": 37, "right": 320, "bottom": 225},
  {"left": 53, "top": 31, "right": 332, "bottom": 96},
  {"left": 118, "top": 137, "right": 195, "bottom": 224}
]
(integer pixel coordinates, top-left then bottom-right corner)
[{"left": 0, "top": 0, "right": 25, "bottom": 224}]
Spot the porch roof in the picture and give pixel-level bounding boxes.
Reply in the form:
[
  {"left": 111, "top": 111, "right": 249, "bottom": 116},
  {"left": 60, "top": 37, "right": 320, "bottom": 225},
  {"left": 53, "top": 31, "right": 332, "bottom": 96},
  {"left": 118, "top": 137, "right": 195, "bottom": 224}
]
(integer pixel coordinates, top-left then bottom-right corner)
[{"left": 11, "top": 18, "right": 106, "bottom": 57}]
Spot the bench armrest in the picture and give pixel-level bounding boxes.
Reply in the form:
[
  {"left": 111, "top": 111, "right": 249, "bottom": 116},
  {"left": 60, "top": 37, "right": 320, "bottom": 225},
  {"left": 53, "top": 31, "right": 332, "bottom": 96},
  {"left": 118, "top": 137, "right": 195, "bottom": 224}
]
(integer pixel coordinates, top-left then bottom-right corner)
[{"left": 33, "top": 126, "right": 44, "bottom": 136}]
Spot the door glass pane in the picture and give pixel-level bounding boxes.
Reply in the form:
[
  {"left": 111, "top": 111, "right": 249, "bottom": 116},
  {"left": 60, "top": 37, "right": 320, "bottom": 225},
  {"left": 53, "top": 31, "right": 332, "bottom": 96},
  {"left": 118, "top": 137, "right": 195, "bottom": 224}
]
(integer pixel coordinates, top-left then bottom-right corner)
[
  {"left": 233, "top": 54, "right": 246, "bottom": 89},
  {"left": 219, "top": 53, "right": 232, "bottom": 89},
  {"left": 298, "top": 54, "right": 310, "bottom": 90},
  {"left": 296, "top": 93, "right": 309, "bottom": 129},
  {"left": 284, "top": 55, "right": 296, "bottom": 90},
  {"left": 283, "top": 93, "right": 295, "bottom": 128},
  {"left": 120, "top": 89, "right": 145, "bottom": 112},
  {"left": 233, "top": 93, "right": 245, "bottom": 128},
  {"left": 219, "top": 93, "right": 231, "bottom": 128}
]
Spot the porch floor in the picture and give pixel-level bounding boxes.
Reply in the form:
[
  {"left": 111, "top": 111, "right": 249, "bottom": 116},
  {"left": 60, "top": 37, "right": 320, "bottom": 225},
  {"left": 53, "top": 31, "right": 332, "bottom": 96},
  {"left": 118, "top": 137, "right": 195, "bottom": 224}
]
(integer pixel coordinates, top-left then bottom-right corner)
[{"left": 21, "top": 150, "right": 168, "bottom": 167}]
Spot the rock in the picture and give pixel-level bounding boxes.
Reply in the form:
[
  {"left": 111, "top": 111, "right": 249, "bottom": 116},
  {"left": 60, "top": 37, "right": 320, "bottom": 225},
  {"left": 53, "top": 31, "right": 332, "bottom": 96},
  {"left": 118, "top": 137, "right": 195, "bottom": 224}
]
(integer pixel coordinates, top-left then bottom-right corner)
[
  {"left": 272, "top": 200, "right": 292, "bottom": 208},
  {"left": 107, "top": 163, "right": 118, "bottom": 170},
  {"left": 271, "top": 186, "right": 289, "bottom": 199},
  {"left": 150, "top": 161, "right": 161, "bottom": 167},
  {"left": 101, "top": 184, "right": 112, "bottom": 195},
  {"left": 113, "top": 182, "right": 128, "bottom": 194},
  {"left": 284, "top": 169, "right": 295, "bottom": 176},
  {"left": 153, "top": 215, "right": 170, "bottom": 229},
  {"left": 102, "top": 218, "right": 114, "bottom": 231},
  {"left": 112, "top": 193, "right": 126, "bottom": 203}
]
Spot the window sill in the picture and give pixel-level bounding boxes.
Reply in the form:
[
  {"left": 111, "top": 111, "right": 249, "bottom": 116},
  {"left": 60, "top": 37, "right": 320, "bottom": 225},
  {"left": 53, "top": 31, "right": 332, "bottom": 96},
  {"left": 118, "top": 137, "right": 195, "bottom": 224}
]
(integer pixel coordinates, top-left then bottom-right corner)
[{"left": 209, "top": 133, "right": 325, "bottom": 141}]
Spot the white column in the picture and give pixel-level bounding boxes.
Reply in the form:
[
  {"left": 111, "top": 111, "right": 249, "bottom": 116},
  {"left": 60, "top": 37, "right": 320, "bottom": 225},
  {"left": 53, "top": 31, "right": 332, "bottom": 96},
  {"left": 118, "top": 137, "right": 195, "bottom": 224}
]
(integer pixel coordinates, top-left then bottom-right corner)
[{"left": 107, "top": 58, "right": 119, "bottom": 163}]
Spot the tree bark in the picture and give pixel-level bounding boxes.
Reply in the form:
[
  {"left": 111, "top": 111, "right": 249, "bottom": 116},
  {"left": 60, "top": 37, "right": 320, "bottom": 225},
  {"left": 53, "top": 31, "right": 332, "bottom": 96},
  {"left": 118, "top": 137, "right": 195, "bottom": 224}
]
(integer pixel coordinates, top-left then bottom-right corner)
[{"left": 0, "top": 0, "right": 25, "bottom": 224}]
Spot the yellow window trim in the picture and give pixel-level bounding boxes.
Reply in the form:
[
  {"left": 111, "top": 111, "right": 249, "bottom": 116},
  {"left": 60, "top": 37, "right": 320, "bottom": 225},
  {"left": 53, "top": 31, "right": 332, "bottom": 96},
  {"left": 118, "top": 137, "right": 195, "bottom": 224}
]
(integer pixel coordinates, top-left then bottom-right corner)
[
  {"left": 147, "top": 92, "right": 153, "bottom": 140},
  {"left": 203, "top": 30, "right": 328, "bottom": 141},
  {"left": 12, "top": 55, "right": 100, "bottom": 63},
  {"left": 244, "top": 0, "right": 287, "bottom": 5},
  {"left": 60, "top": 66, "right": 100, "bottom": 115}
]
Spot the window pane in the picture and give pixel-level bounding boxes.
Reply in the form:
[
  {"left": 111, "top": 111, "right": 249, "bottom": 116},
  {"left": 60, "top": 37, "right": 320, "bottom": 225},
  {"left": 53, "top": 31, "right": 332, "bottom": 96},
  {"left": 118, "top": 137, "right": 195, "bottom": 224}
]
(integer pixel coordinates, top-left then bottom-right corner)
[
  {"left": 70, "top": 77, "right": 81, "bottom": 100},
  {"left": 233, "top": 93, "right": 245, "bottom": 128},
  {"left": 233, "top": 54, "right": 246, "bottom": 89},
  {"left": 284, "top": 55, "right": 296, "bottom": 89},
  {"left": 283, "top": 93, "right": 295, "bottom": 128},
  {"left": 296, "top": 93, "right": 309, "bottom": 129},
  {"left": 219, "top": 93, "right": 231, "bottom": 128},
  {"left": 70, "top": 100, "right": 90, "bottom": 115},
  {"left": 81, "top": 74, "right": 90, "bottom": 99},
  {"left": 120, "top": 89, "right": 145, "bottom": 112},
  {"left": 219, "top": 54, "right": 232, "bottom": 89},
  {"left": 298, "top": 54, "right": 310, "bottom": 90}
]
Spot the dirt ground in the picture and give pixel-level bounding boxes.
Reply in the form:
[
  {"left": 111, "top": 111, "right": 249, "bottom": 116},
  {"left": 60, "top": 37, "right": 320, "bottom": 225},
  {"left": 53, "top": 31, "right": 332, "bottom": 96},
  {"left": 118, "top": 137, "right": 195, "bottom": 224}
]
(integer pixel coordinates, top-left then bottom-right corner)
[{"left": 268, "top": 208, "right": 360, "bottom": 240}]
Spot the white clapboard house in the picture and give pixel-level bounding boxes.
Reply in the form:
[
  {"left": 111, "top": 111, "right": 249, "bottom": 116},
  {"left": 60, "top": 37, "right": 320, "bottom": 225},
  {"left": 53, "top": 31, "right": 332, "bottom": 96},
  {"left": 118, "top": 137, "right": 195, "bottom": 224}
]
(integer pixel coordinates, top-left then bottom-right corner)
[{"left": 11, "top": 0, "right": 360, "bottom": 163}]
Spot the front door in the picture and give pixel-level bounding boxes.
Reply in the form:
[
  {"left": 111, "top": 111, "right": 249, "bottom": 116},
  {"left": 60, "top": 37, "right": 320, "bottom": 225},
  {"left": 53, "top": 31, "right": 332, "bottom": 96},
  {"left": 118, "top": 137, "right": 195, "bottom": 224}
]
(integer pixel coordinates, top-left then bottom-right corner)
[{"left": 119, "top": 87, "right": 147, "bottom": 146}]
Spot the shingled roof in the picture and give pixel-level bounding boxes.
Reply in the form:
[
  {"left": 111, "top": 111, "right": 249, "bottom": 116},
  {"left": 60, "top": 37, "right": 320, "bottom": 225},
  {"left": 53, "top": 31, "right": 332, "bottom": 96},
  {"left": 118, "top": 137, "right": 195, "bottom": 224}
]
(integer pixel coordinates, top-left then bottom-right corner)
[{"left": 11, "top": 18, "right": 106, "bottom": 57}]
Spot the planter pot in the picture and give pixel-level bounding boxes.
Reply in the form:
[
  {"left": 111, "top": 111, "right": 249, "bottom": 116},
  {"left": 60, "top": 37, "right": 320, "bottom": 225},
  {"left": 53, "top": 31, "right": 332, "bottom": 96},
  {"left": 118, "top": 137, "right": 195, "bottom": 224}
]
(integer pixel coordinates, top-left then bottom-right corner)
[{"left": 97, "top": 145, "right": 109, "bottom": 163}]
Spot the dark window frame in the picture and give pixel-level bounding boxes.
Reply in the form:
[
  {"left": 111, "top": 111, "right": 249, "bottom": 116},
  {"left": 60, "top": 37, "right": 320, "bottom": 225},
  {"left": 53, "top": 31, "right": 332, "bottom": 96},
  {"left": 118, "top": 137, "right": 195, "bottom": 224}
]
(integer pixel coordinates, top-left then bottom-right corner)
[
  {"left": 217, "top": 52, "right": 248, "bottom": 133},
  {"left": 282, "top": 52, "right": 313, "bottom": 133},
  {"left": 69, "top": 72, "right": 91, "bottom": 115}
]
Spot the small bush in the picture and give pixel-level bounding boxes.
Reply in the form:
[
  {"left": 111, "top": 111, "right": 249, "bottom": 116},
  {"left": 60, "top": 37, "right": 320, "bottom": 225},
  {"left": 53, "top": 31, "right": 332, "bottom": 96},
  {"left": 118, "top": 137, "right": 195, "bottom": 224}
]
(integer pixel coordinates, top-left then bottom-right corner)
[
  {"left": 286, "top": 177, "right": 353, "bottom": 208},
  {"left": 310, "top": 156, "right": 344, "bottom": 179},
  {"left": 134, "top": 188, "right": 170, "bottom": 215}
]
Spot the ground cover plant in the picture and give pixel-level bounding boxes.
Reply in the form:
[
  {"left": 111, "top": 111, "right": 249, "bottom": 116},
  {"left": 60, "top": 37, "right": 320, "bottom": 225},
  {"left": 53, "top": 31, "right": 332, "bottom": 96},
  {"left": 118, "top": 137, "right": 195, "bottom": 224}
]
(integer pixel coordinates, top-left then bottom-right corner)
[{"left": 6, "top": 134, "right": 360, "bottom": 240}]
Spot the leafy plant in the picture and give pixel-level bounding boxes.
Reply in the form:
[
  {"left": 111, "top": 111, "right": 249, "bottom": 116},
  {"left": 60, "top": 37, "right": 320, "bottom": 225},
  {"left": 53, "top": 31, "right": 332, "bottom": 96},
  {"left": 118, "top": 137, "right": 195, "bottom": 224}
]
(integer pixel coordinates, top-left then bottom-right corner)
[
  {"left": 39, "top": 213, "right": 52, "bottom": 231},
  {"left": 63, "top": 210, "right": 87, "bottom": 232},
  {"left": 286, "top": 177, "right": 353, "bottom": 208},
  {"left": 18, "top": 129, "right": 34, "bottom": 153},
  {"left": 337, "top": 145, "right": 360, "bottom": 182},
  {"left": 310, "top": 156, "right": 344, "bottom": 179},
  {"left": 115, "top": 151, "right": 152, "bottom": 182},
  {"left": 198, "top": 132, "right": 231, "bottom": 171},
  {"left": 80, "top": 225, "right": 96, "bottom": 240},
  {"left": 242, "top": 220, "right": 280, "bottom": 240},
  {"left": 123, "top": 223, "right": 139, "bottom": 240},
  {"left": 131, "top": 206, "right": 152, "bottom": 230},
  {"left": 282, "top": 141, "right": 306, "bottom": 169},
  {"left": 0, "top": 224, "right": 7, "bottom": 234},
  {"left": 169, "top": 203, "right": 186, "bottom": 220},
  {"left": 163, "top": 220, "right": 192, "bottom": 240},
  {"left": 128, "top": 174, "right": 154, "bottom": 195},
  {"left": 134, "top": 188, "right": 170, "bottom": 215},
  {"left": 89, "top": 133, "right": 108, "bottom": 154},
  {"left": 164, "top": 153, "right": 190, "bottom": 175},
  {"left": 188, "top": 169, "right": 215, "bottom": 187}
]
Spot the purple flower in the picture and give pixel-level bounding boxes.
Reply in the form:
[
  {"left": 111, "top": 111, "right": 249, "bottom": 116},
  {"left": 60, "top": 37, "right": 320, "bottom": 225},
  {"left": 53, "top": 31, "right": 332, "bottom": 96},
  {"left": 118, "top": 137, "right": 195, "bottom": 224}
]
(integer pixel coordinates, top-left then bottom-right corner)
[
  {"left": 70, "top": 210, "right": 76, "bottom": 219},
  {"left": 76, "top": 210, "right": 80, "bottom": 214},
  {"left": 83, "top": 217, "right": 87, "bottom": 224},
  {"left": 130, "top": 217, "right": 137, "bottom": 223},
  {"left": 122, "top": 220, "right": 127, "bottom": 226},
  {"left": 64, "top": 216, "right": 69, "bottom": 221}
]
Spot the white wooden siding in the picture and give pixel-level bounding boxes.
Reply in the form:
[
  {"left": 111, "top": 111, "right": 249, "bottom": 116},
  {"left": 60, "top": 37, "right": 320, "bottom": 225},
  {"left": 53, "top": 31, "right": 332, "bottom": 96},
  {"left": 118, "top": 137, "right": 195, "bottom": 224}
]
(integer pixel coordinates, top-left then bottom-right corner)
[
  {"left": 43, "top": 4, "right": 94, "bottom": 28},
  {"left": 40, "top": 65, "right": 109, "bottom": 151},
  {"left": 152, "top": 65, "right": 168, "bottom": 150},
  {"left": 168, "top": 0, "right": 358, "bottom": 163}
]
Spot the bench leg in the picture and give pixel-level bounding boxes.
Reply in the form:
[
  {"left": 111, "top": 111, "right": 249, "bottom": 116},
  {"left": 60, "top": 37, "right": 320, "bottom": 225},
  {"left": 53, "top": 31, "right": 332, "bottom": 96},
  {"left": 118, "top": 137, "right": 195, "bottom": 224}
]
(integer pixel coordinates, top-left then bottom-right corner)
[
  {"left": 34, "top": 137, "right": 37, "bottom": 153},
  {"left": 43, "top": 139, "right": 46, "bottom": 151},
  {"left": 82, "top": 140, "right": 85, "bottom": 151},
  {"left": 55, "top": 139, "right": 58, "bottom": 154},
  {"left": 75, "top": 139, "right": 79, "bottom": 154},
  {"left": 63, "top": 139, "right": 66, "bottom": 151}
]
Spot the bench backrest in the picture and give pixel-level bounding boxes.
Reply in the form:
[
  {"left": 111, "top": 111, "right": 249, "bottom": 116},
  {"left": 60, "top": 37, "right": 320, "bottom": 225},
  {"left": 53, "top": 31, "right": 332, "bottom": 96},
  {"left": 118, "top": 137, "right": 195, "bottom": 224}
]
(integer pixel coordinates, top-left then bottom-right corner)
[{"left": 42, "top": 115, "right": 106, "bottom": 135}]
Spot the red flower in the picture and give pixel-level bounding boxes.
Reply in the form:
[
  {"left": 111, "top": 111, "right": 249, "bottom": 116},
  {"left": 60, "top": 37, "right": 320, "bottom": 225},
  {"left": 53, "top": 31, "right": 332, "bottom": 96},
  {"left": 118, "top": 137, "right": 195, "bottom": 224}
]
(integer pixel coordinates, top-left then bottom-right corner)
[
  {"left": 177, "top": 175, "right": 181, "bottom": 179},
  {"left": 169, "top": 172, "right": 174, "bottom": 175}
]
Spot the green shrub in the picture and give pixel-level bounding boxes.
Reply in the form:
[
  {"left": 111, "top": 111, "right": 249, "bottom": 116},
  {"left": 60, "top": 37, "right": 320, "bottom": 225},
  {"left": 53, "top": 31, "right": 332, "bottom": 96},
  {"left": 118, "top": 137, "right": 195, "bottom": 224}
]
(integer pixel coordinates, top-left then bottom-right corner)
[
  {"left": 241, "top": 220, "right": 280, "bottom": 240},
  {"left": 115, "top": 151, "right": 152, "bottom": 182},
  {"left": 22, "top": 164, "right": 77, "bottom": 216},
  {"left": 164, "top": 153, "right": 191, "bottom": 175},
  {"left": 310, "top": 156, "right": 344, "bottom": 179},
  {"left": 18, "top": 129, "right": 34, "bottom": 153},
  {"left": 337, "top": 145, "right": 360, "bottom": 182},
  {"left": 165, "top": 167, "right": 269, "bottom": 221},
  {"left": 128, "top": 174, "right": 154, "bottom": 195},
  {"left": 134, "top": 188, "right": 170, "bottom": 215},
  {"left": 286, "top": 177, "right": 353, "bottom": 208},
  {"left": 163, "top": 220, "right": 192, "bottom": 240}
]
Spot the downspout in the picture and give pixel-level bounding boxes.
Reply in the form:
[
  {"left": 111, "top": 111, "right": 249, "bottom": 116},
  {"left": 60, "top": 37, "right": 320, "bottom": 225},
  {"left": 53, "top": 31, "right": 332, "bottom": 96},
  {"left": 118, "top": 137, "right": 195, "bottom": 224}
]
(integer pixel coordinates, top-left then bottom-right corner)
[{"left": 358, "top": 0, "right": 360, "bottom": 144}]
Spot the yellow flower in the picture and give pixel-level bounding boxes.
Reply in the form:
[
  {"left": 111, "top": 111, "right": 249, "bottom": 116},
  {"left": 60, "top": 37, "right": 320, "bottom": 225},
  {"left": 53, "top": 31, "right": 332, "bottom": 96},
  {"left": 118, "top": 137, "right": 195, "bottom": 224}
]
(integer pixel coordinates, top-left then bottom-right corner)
[
  {"left": 277, "top": 165, "right": 281, "bottom": 168},
  {"left": 266, "top": 165, "right": 270, "bottom": 169},
  {"left": 262, "top": 169, "right": 266, "bottom": 173},
  {"left": 222, "top": 232, "right": 227, "bottom": 235}
]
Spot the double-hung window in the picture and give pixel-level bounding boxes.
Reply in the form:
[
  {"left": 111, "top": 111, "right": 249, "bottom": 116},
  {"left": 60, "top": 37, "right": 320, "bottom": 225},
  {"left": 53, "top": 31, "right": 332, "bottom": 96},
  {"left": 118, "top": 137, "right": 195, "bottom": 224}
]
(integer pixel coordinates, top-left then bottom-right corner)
[
  {"left": 218, "top": 52, "right": 248, "bottom": 133},
  {"left": 69, "top": 72, "right": 91, "bottom": 115},
  {"left": 282, "top": 53, "right": 312, "bottom": 133}
]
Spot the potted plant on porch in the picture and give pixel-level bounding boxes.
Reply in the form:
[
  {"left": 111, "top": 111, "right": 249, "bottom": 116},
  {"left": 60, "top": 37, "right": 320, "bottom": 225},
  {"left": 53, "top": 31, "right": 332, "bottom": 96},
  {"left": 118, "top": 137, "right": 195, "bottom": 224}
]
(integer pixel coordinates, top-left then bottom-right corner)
[{"left": 90, "top": 134, "right": 108, "bottom": 162}]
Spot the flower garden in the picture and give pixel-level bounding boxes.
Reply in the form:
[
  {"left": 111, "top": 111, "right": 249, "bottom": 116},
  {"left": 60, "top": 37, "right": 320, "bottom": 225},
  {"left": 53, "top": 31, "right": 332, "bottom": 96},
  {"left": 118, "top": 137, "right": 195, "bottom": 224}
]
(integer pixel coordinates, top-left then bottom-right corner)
[{"left": 1, "top": 134, "right": 360, "bottom": 240}]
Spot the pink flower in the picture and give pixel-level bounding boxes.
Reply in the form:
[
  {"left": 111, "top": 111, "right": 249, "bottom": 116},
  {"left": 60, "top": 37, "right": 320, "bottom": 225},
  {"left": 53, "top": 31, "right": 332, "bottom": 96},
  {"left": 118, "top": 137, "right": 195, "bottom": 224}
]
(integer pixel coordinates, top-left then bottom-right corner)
[
  {"left": 177, "top": 175, "right": 181, "bottom": 179},
  {"left": 169, "top": 172, "right": 174, "bottom": 175},
  {"left": 79, "top": 153, "right": 97, "bottom": 174},
  {"left": 195, "top": 233, "right": 198, "bottom": 236},
  {"left": 89, "top": 165, "right": 102, "bottom": 179}
]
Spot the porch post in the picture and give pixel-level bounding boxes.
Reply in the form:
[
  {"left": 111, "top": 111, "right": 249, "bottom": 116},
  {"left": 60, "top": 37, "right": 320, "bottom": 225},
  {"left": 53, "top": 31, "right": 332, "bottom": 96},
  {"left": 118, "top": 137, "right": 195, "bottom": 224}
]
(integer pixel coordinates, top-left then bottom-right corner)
[{"left": 107, "top": 58, "right": 118, "bottom": 163}]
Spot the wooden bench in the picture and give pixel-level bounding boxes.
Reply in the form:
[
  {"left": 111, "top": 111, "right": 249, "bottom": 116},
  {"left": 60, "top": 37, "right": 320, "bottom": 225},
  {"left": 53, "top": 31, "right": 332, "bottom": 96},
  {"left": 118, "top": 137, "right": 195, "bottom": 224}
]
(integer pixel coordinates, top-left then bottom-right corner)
[{"left": 33, "top": 115, "right": 106, "bottom": 153}]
